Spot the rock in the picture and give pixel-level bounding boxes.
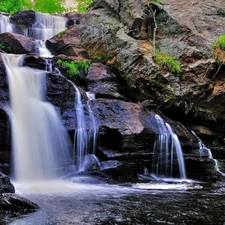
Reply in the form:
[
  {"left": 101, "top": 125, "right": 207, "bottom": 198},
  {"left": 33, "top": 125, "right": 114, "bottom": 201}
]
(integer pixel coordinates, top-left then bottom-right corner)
[
  {"left": 10, "top": 10, "right": 36, "bottom": 35},
  {"left": 24, "top": 54, "right": 48, "bottom": 70},
  {"left": 0, "top": 32, "right": 35, "bottom": 54},
  {"left": 0, "top": 193, "right": 39, "bottom": 210},
  {"left": 0, "top": 172, "right": 14, "bottom": 194},
  {"left": 0, "top": 56, "right": 11, "bottom": 171},
  {"left": 46, "top": 24, "right": 89, "bottom": 58},
  {"left": 79, "top": 154, "right": 100, "bottom": 172},
  {"left": 84, "top": 63, "right": 125, "bottom": 99},
  {"left": 79, "top": 0, "right": 225, "bottom": 137}
]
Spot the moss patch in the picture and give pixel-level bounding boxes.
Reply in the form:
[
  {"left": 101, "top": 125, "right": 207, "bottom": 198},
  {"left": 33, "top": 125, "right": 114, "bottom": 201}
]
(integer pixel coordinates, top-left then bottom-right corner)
[
  {"left": 213, "top": 34, "right": 225, "bottom": 64},
  {"left": 56, "top": 59, "right": 90, "bottom": 77},
  {"left": 154, "top": 50, "right": 181, "bottom": 75}
]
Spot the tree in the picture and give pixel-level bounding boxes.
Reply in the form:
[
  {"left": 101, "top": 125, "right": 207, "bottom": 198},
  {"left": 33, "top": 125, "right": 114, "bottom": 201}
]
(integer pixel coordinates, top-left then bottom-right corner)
[
  {"left": 77, "top": 0, "right": 93, "bottom": 12},
  {"left": 34, "top": 0, "right": 65, "bottom": 14},
  {"left": 0, "top": 0, "right": 23, "bottom": 14}
]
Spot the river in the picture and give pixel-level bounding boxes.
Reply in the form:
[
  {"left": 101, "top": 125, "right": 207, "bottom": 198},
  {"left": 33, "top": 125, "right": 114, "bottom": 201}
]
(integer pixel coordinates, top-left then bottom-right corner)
[{"left": 2, "top": 177, "right": 225, "bottom": 225}]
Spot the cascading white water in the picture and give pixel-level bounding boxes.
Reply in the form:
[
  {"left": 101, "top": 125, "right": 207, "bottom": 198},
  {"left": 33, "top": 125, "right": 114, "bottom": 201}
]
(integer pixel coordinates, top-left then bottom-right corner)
[
  {"left": 73, "top": 88, "right": 99, "bottom": 172},
  {"left": 0, "top": 14, "right": 13, "bottom": 33},
  {"left": 152, "top": 115, "right": 186, "bottom": 179},
  {"left": 36, "top": 40, "right": 53, "bottom": 58},
  {"left": 192, "top": 131, "right": 225, "bottom": 176},
  {"left": 2, "top": 53, "right": 72, "bottom": 182},
  {"left": 30, "top": 12, "right": 67, "bottom": 40}
]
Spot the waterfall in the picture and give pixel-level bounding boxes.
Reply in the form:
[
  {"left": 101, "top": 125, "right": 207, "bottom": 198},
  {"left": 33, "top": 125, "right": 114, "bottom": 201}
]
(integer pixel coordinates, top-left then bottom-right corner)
[
  {"left": 30, "top": 12, "right": 67, "bottom": 40},
  {"left": 73, "top": 88, "right": 99, "bottom": 172},
  {"left": 36, "top": 40, "right": 53, "bottom": 58},
  {"left": 192, "top": 131, "right": 225, "bottom": 176},
  {"left": 151, "top": 115, "right": 186, "bottom": 179},
  {"left": 2, "top": 53, "right": 72, "bottom": 182},
  {"left": 0, "top": 14, "right": 13, "bottom": 33}
]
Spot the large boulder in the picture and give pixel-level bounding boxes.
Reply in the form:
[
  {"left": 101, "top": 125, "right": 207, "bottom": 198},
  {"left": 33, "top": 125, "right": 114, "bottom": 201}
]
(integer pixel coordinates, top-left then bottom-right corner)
[
  {"left": 0, "top": 32, "right": 35, "bottom": 54},
  {"left": 10, "top": 10, "right": 36, "bottom": 35},
  {"left": 46, "top": 19, "right": 89, "bottom": 58}
]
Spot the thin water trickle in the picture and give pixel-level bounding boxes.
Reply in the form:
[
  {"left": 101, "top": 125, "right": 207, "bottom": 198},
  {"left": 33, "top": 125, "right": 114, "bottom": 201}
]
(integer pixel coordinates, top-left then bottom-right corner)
[
  {"left": 192, "top": 131, "right": 225, "bottom": 176},
  {"left": 2, "top": 53, "right": 72, "bottom": 182}
]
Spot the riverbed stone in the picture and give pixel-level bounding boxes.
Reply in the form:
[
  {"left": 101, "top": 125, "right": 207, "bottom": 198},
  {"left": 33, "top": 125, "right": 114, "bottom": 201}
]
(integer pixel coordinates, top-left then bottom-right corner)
[{"left": 0, "top": 193, "right": 39, "bottom": 210}]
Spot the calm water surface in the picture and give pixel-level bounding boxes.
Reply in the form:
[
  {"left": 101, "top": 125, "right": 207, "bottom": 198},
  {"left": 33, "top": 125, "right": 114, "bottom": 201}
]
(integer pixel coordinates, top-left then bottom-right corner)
[{"left": 2, "top": 177, "right": 225, "bottom": 225}]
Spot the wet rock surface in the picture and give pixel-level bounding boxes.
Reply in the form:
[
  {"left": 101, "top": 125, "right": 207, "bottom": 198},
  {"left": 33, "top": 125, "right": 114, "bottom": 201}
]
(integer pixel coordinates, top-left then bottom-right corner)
[
  {"left": 0, "top": 2, "right": 224, "bottom": 185},
  {"left": 0, "top": 172, "right": 14, "bottom": 194}
]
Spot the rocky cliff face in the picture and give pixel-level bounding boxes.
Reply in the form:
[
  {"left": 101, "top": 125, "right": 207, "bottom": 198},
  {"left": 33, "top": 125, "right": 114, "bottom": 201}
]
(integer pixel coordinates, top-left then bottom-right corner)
[{"left": 0, "top": 0, "right": 224, "bottom": 184}]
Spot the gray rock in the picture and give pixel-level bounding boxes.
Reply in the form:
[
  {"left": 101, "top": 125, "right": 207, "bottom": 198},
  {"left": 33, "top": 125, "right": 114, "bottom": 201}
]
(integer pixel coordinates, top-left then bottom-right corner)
[{"left": 0, "top": 172, "right": 14, "bottom": 194}]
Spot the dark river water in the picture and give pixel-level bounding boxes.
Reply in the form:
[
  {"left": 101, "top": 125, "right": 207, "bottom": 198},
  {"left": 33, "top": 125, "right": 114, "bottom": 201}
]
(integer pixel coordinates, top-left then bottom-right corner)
[{"left": 2, "top": 177, "right": 225, "bottom": 225}]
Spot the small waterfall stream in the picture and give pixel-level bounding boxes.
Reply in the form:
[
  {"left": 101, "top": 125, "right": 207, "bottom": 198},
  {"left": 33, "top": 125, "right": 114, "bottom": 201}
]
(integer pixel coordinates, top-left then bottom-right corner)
[
  {"left": 0, "top": 14, "right": 13, "bottom": 33},
  {"left": 73, "top": 87, "right": 99, "bottom": 172},
  {"left": 192, "top": 131, "right": 225, "bottom": 176},
  {"left": 151, "top": 115, "right": 186, "bottom": 180},
  {"left": 30, "top": 12, "right": 67, "bottom": 40}
]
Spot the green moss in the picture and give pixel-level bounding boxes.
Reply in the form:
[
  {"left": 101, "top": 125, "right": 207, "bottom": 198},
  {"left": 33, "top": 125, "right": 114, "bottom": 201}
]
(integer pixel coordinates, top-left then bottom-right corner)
[
  {"left": 56, "top": 59, "right": 90, "bottom": 77},
  {"left": 213, "top": 34, "right": 225, "bottom": 64},
  {"left": 154, "top": 50, "right": 181, "bottom": 75},
  {"left": 57, "top": 30, "right": 67, "bottom": 38},
  {"left": 92, "top": 53, "right": 109, "bottom": 62}
]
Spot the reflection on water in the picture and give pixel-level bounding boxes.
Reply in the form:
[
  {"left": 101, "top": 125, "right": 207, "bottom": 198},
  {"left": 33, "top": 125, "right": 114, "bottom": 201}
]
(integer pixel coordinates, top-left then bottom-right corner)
[{"left": 2, "top": 177, "right": 225, "bottom": 225}]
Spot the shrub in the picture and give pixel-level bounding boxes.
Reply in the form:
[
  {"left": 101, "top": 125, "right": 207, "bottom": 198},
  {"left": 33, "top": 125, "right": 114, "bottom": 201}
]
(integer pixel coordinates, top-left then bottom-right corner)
[
  {"left": 77, "top": 0, "right": 93, "bottom": 13},
  {"left": 0, "top": 0, "right": 23, "bottom": 14},
  {"left": 213, "top": 34, "right": 225, "bottom": 64},
  {"left": 154, "top": 50, "right": 181, "bottom": 74},
  {"left": 56, "top": 59, "right": 90, "bottom": 77}
]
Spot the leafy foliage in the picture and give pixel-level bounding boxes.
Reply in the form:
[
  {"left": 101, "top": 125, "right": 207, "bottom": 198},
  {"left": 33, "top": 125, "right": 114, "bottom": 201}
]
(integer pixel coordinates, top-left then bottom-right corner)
[
  {"left": 213, "top": 34, "right": 225, "bottom": 64},
  {"left": 34, "top": 0, "right": 65, "bottom": 14},
  {"left": 0, "top": 0, "right": 94, "bottom": 14},
  {"left": 56, "top": 59, "right": 90, "bottom": 77},
  {"left": 77, "top": 0, "right": 93, "bottom": 13},
  {"left": 154, "top": 50, "right": 181, "bottom": 74},
  {"left": 0, "top": 0, "right": 23, "bottom": 14},
  {"left": 22, "top": 0, "right": 33, "bottom": 10}
]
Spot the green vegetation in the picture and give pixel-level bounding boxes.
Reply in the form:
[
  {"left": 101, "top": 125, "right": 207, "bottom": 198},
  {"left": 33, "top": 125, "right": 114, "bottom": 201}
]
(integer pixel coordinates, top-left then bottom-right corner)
[
  {"left": 0, "top": 0, "right": 94, "bottom": 14},
  {"left": 22, "top": 0, "right": 33, "bottom": 10},
  {"left": 57, "top": 30, "right": 67, "bottom": 38},
  {"left": 0, "top": 0, "right": 23, "bottom": 14},
  {"left": 0, "top": 43, "right": 11, "bottom": 51},
  {"left": 33, "top": 0, "right": 65, "bottom": 14},
  {"left": 213, "top": 34, "right": 225, "bottom": 64},
  {"left": 56, "top": 59, "right": 90, "bottom": 77},
  {"left": 154, "top": 50, "right": 181, "bottom": 75},
  {"left": 92, "top": 53, "right": 109, "bottom": 62},
  {"left": 77, "top": 0, "right": 93, "bottom": 13}
]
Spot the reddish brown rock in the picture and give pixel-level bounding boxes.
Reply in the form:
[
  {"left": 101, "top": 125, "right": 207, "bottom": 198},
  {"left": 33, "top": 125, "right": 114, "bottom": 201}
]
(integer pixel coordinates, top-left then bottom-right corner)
[{"left": 0, "top": 32, "right": 35, "bottom": 54}]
